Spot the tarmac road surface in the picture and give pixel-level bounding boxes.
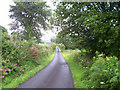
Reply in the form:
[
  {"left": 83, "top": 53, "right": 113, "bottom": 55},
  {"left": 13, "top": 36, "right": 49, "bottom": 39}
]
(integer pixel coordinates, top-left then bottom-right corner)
[{"left": 15, "top": 48, "right": 74, "bottom": 89}]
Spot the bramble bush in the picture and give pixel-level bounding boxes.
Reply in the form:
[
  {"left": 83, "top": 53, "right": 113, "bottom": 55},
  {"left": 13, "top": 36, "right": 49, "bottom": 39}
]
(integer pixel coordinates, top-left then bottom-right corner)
[{"left": 1, "top": 32, "right": 54, "bottom": 85}]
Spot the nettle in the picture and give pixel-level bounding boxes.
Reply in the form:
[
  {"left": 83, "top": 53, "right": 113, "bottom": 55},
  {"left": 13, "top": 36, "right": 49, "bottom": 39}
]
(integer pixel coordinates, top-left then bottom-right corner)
[{"left": 85, "top": 51, "right": 119, "bottom": 89}]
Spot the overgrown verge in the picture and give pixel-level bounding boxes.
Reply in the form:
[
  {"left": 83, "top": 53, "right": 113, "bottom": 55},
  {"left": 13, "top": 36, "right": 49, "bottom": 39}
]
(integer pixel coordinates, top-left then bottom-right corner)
[
  {"left": 1, "top": 32, "right": 55, "bottom": 88},
  {"left": 62, "top": 49, "right": 88, "bottom": 88},
  {"left": 62, "top": 49, "right": 120, "bottom": 89},
  {"left": 2, "top": 53, "right": 55, "bottom": 88}
]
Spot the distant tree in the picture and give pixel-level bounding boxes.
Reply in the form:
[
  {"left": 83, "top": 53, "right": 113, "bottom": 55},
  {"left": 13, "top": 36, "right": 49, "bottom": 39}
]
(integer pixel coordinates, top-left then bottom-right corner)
[{"left": 9, "top": 2, "right": 51, "bottom": 43}]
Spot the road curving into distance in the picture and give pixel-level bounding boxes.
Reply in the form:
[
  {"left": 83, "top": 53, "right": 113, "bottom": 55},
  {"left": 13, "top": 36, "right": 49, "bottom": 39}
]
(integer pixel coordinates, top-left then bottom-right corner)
[{"left": 15, "top": 48, "right": 74, "bottom": 89}]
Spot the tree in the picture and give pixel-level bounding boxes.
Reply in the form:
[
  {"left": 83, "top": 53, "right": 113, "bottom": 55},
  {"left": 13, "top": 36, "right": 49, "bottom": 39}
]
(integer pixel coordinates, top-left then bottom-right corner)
[
  {"left": 9, "top": 2, "right": 51, "bottom": 43},
  {"left": 0, "top": 25, "right": 7, "bottom": 33},
  {"left": 55, "top": 2, "right": 120, "bottom": 57}
]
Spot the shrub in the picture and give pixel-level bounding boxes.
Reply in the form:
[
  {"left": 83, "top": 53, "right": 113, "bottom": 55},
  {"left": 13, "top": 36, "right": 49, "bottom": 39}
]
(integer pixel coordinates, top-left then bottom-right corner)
[
  {"left": 1, "top": 32, "right": 54, "bottom": 83},
  {"left": 82, "top": 52, "right": 119, "bottom": 89},
  {"left": 1, "top": 58, "right": 24, "bottom": 79}
]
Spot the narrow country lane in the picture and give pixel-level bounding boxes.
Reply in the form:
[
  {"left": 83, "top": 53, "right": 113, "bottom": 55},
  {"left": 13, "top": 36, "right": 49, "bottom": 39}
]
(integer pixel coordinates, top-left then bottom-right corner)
[{"left": 15, "top": 48, "right": 74, "bottom": 88}]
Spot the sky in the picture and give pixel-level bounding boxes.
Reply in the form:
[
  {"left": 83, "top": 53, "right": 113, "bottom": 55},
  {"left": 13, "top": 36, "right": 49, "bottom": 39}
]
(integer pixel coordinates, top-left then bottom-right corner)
[{"left": 0, "top": 0, "right": 57, "bottom": 42}]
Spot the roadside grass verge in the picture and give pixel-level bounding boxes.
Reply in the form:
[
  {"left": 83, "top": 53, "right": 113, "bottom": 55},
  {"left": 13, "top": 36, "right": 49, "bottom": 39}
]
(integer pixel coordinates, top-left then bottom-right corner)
[
  {"left": 2, "top": 52, "right": 55, "bottom": 88},
  {"left": 62, "top": 50, "right": 87, "bottom": 88}
]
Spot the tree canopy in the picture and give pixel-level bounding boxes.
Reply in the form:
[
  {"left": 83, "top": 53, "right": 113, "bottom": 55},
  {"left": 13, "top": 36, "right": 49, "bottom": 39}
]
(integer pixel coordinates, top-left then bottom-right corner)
[
  {"left": 9, "top": 2, "right": 51, "bottom": 43},
  {"left": 54, "top": 2, "right": 120, "bottom": 57}
]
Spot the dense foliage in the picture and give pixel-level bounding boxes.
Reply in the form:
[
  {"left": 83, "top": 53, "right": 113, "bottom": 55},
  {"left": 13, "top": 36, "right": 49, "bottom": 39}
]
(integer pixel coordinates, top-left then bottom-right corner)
[
  {"left": 1, "top": 1, "right": 120, "bottom": 89},
  {"left": 1, "top": 32, "right": 54, "bottom": 85},
  {"left": 9, "top": 2, "right": 51, "bottom": 42},
  {"left": 54, "top": 2, "right": 120, "bottom": 89},
  {"left": 66, "top": 49, "right": 119, "bottom": 89},
  {"left": 72, "top": 49, "right": 92, "bottom": 68},
  {"left": 54, "top": 2, "right": 120, "bottom": 57},
  {"left": 82, "top": 51, "right": 119, "bottom": 89}
]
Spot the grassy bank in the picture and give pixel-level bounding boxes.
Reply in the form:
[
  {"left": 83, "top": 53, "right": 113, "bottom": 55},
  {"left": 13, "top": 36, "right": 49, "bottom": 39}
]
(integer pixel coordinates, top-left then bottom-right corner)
[
  {"left": 2, "top": 52, "right": 55, "bottom": 88},
  {"left": 62, "top": 50, "right": 87, "bottom": 88}
]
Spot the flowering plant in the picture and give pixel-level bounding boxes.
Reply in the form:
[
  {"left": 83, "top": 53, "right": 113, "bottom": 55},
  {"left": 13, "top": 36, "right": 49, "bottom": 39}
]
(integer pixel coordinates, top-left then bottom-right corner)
[
  {"left": 82, "top": 52, "right": 119, "bottom": 89},
  {"left": 1, "top": 32, "right": 54, "bottom": 85}
]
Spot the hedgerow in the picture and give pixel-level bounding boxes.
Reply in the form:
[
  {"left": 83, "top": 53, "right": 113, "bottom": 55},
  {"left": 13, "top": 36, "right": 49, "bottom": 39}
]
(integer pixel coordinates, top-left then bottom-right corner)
[
  {"left": 69, "top": 49, "right": 120, "bottom": 89},
  {"left": 1, "top": 32, "right": 54, "bottom": 85}
]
